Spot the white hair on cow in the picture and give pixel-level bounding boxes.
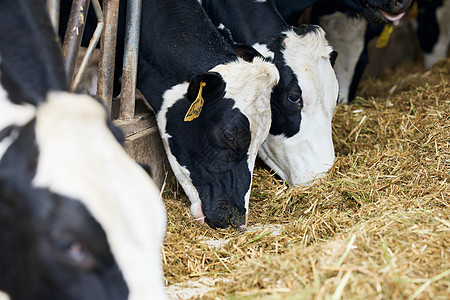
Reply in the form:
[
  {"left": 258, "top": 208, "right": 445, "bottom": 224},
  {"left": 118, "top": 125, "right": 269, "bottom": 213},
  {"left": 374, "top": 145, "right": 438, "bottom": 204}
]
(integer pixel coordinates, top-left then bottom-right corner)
[
  {"left": 251, "top": 43, "right": 275, "bottom": 61},
  {"left": 259, "top": 26, "right": 339, "bottom": 185},
  {"left": 210, "top": 57, "right": 278, "bottom": 213},
  {"left": 158, "top": 57, "right": 279, "bottom": 219},
  {"left": 32, "top": 92, "right": 167, "bottom": 300},
  {"left": 157, "top": 82, "right": 205, "bottom": 221},
  {"left": 0, "top": 290, "right": 10, "bottom": 300},
  {"left": 282, "top": 27, "right": 334, "bottom": 64}
]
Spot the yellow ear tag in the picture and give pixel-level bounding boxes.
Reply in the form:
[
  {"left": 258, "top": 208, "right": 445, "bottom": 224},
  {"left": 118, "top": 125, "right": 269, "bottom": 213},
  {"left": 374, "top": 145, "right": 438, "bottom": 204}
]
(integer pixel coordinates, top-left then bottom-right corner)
[
  {"left": 376, "top": 24, "right": 393, "bottom": 49},
  {"left": 184, "top": 81, "right": 206, "bottom": 122}
]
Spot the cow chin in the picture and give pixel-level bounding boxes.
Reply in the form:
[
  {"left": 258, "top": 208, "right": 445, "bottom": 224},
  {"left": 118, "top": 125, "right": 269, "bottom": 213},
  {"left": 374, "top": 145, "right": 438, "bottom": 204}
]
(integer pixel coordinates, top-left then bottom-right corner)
[
  {"left": 343, "top": 0, "right": 412, "bottom": 23},
  {"left": 259, "top": 132, "right": 335, "bottom": 186}
]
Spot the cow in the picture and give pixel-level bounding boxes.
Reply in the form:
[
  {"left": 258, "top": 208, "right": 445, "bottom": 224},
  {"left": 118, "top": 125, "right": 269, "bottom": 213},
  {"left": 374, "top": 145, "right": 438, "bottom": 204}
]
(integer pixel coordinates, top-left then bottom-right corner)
[
  {"left": 0, "top": 0, "right": 166, "bottom": 299},
  {"left": 134, "top": 0, "right": 279, "bottom": 229},
  {"left": 58, "top": 0, "right": 279, "bottom": 229},
  {"left": 200, "top": 0, "right": 339, "bottom": 186},
  {"left": 273, "top": 0, "right": 413, "bottom": 24},
  {"left": 271, "top": 0, "right": 412, "bottom": 103},
  {"left": 417, "top": 0, "right": 450, "bottom": 68}
]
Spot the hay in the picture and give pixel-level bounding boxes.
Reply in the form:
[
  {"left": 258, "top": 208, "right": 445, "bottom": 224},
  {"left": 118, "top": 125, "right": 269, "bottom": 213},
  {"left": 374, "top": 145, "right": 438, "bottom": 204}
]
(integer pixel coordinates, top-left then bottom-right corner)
[{"left": 162, "top": 58, "right": 449, "bottom": 299}]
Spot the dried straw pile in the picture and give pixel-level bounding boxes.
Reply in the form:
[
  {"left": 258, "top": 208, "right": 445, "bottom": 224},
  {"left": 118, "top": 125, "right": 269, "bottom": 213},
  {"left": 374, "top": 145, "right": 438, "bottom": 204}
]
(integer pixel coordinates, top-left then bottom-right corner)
[{"left": 162, "top": 58, "right": 449, "bottom": 299}]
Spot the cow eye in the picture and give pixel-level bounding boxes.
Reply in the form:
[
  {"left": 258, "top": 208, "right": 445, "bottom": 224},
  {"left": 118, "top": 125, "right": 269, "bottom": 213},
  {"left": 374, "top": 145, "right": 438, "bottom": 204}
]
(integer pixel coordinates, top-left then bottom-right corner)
[
  {"left": 224, "top": 130, "right": 235, "bottom": 142},
  {"left": 56, "top": 239, "right": 92, "bottom": 268},
  {"left": 287, "top": 93, "right": 303, "bottom": 108},
  {"left": 65, "top": 241, "right": 86, "bottom": 262},
  {"left": 221, "top": 128, "right": 235, "bottom": 143}
]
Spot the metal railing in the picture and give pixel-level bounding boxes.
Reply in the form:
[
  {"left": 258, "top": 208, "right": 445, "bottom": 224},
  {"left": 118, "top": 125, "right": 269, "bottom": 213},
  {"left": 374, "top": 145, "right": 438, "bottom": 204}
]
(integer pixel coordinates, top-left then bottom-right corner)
[{"left": 46, "top": 0, "right": 141, "bottom": 120}]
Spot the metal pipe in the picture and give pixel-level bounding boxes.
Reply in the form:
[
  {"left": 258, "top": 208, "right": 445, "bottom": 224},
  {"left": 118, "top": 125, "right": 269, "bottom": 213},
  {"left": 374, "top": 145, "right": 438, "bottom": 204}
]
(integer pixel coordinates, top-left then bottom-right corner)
[
  {"left": 46, "top": 0, "right": 61, "bottom": 35},
  {"left": 118, "top": 0, "right": 142, "bottom": 120},
  {"left": 62, "top": 0, "right": 90, "bottom": 85},
  {"left": 97, "top": 0, "right": 120, "bottom": 114},
  {"left": 70, "top": 0, "right": 104, "bottom": 91}
]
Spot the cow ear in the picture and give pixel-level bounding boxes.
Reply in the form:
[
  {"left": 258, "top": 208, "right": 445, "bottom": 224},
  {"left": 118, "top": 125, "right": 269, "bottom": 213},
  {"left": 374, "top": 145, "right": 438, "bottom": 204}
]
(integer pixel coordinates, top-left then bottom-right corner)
[
  {"left": 187, "top": 72, "right": 225, "bottom": 103},
  {"left": 185, "top": 72, "right": 226, "bottom": 121},
  {"left": 329, "top": 50, "right": 338, "bottom": 67},
  {"left": 233, "top": 44, "right": 265, "bottom": 62}
]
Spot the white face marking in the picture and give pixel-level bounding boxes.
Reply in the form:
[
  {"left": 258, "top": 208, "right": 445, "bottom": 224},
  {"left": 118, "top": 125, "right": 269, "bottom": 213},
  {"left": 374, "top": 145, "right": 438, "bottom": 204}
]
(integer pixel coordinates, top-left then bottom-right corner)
[
  {"left": 423, "top": 0, "right": 450, "bottom": 68},
  {"left": 157, "top": 82, "right": 205, "bottom": 220},
  {"left": 258, "top": 28, "right": 339, "bottom": 186},
  {"left": 211, "top": 57, "right": 278, "bottom": 211},
  {"left": 0, "top": 290, "right": 10, "bottom": 300},
  {"left": 319, "top": 12, "right": 367, "bottom": 104},
  {"left": 32, "top": 92, "right": 167, "bottom": 300},
  {"left": 252, "top": 43, "right": 275, "bottom": 61},
  {"left": 158, "top": 57, "right": 279, "bottom": 220},
  {"left": 255, "top": 0, "right": 267, "bottom": 2}
]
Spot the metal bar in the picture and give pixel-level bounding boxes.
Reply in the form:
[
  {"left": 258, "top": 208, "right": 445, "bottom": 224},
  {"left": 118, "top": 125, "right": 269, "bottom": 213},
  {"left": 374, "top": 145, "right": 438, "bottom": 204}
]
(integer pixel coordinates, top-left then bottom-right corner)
[
  {"left": 46, "top": 0, "right": 61, "bottom": 34},
  {"left": 71, "top": 0, "right": 104, "bottom": 91},
  {"left": 62, "top": 0, "right": 90, "bottom": 85},
  {"left": 118, "top": 0, "right": 142, "bottom": 120},
  {"left": 97, "top": 0, "right": 120, "bottom": 114}
]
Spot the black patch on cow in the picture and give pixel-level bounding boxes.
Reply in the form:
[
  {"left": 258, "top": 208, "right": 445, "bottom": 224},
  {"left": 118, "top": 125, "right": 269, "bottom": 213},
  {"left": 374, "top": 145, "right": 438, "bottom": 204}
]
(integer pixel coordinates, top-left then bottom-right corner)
[
  {"left": 0, "top": 125, "right": 18, "bottom": 144},
  {"left": 329, "top": 50, "right": 339, "bottom": 67},
  {"left": 233, "top": 44, "right": 266, "bottom": 62},
  {"left": 165, "top": 78, "right": 251, "bottom": 229},
  {"left": 417, "top": 0, "right": 442, "bottom": 53},
  {"left": 267, "top": 36, "right": 304, "bottom": 138},
  {"left": 0, "top": 120, "right": 129, "bottom": 300},
  {"left": 273, "top": 0, "right": 412, "bottom": 25},
  {"left": 0, "top": 0, "right": 67, "bottom": 105}
]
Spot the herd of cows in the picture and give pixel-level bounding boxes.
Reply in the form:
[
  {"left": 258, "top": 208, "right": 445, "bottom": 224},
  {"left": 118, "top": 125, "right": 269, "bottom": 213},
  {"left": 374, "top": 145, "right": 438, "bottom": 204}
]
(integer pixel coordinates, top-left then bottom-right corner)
[{"left": 0, "top": 0, "right": 448, "bottom": 299}]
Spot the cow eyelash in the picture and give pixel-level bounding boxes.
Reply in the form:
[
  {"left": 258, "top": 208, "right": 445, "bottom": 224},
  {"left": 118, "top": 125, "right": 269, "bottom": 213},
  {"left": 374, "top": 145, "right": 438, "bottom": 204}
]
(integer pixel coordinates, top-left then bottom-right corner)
[{"left": 287, "top": 93, "right": 303, "bottom": 109}]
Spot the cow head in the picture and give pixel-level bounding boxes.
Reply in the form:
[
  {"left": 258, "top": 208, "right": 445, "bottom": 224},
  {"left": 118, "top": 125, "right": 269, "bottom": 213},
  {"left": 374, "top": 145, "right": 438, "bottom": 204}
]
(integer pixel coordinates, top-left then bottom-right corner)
[
  {"left": 342, "top": 0, "right": 412, "bottom": 23},
  {"left": 0, "top": 91, "right": 166, "bottom": 300},
  {"left": 157, "top": 57, "right": 279, "bottom": 229},
  {"left": 257, "top": 25, "right": 339, "bottom": 186}
]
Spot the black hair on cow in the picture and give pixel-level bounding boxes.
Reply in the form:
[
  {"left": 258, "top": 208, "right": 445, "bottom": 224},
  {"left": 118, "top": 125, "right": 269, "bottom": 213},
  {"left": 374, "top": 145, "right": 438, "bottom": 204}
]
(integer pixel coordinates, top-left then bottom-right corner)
[
  {"left": 292, "top": 24, "right": 322, "bottom": 37},
  {"left": 187, "top": 72, "right": 226, "bottom": 103},
  {"left": 232, "top": 44, "right": 266, "bottom": 62},
  {"left": 330, "top": 50, "right": 338, "bottom": 67}
]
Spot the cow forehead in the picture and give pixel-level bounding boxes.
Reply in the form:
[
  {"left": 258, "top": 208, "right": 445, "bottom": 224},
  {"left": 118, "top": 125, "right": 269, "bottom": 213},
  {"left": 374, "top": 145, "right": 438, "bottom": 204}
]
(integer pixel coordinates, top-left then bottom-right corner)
[
  {"left": 282, "top": 29, "right": 338, "bottom": 112},
  {"left": 32, "top": 91, "right": 166, "bottom": 300},
  {"left": 210, "top": 57, "right": 277, "bottom": 132}
]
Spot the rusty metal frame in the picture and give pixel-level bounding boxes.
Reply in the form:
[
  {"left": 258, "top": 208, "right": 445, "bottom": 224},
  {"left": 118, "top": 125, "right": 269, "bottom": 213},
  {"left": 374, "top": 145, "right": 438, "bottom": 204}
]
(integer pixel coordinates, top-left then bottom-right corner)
[
  {"left": 97, "top": 0, "right": 120, "bottom": 114},
  {"left": 61, "top": 0, "right": 90, "bottom": 85},
  {"left": 55, "top": 0, "right": 142, "bottom": 121},
  {"left": 46, "top": 0, "right": 61, "bottom": 34},
  {"left": 71, "top": 0, "right": 104, "bottom": 91},
  {"left": 118, "top": 0, "right": 142, "bottom": 120}
]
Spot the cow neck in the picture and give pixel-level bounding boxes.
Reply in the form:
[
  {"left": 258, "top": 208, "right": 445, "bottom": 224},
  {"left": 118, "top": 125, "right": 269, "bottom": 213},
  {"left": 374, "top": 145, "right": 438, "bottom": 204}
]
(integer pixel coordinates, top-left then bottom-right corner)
[
  {"left": 136, "top": 0, "right": 237, "bottom": 114},
  {"left": 202, "top": 0, "right": 290, "bottom": 46},
  {"left": 0, "top": 0, "right": 67, "bottom": 106}
]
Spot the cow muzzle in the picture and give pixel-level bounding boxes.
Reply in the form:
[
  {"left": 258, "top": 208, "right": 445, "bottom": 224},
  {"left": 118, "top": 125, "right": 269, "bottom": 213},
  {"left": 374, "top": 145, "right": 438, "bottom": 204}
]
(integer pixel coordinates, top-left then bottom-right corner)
[{"left": 204, "top": 203, "right": 247, "bottom": 229}]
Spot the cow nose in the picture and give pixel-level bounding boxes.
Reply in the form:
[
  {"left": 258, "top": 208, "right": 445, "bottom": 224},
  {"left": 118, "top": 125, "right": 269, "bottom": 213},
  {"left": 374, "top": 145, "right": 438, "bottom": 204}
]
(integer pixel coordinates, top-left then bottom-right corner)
[
  {"left": 391, "top": 0, "right": 412, "bottom": 14},
  {"left": 205, "top": 204, "right": 246, "bottom": 229}
]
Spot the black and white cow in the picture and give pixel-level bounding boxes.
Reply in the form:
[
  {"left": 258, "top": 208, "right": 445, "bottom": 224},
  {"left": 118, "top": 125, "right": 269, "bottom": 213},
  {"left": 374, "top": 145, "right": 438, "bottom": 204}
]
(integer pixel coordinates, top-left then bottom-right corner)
[
  {"left": 273, "top": 0, "right": 412, "bottom": 24},
  {"left": 201, "top": 0, "right": 339, "bottom": 186},
  {"left": 0, "top": 0, "right": 166, "bottom": 299},
  {"left": 132, "top": 0, "right": 279, "bottom": 229},
  {"left": 417, "top": 0, "right": 450, "bottom": 68},
  {"left": 272, "top": 0, "right": 412, "bottom": 103}
]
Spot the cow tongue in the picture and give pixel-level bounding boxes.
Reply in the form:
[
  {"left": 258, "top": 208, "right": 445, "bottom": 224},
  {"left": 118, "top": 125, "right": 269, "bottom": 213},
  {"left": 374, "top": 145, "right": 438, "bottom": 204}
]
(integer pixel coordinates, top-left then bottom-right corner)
[{"left": 379, "top": 10, "right": 406, "bottom": 22}]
